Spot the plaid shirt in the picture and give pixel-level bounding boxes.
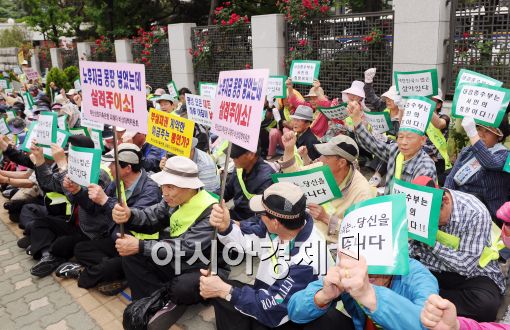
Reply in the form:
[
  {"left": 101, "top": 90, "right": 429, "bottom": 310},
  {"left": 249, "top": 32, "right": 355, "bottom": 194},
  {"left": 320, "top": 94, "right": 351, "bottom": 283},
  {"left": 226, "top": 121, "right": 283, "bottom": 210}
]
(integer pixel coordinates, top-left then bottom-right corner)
[
  {"left": 354, "top": 124, "right": 437, "bottom": 194},
  {"left": 410, "top": 189, "right": 506, "bottom": 293}
]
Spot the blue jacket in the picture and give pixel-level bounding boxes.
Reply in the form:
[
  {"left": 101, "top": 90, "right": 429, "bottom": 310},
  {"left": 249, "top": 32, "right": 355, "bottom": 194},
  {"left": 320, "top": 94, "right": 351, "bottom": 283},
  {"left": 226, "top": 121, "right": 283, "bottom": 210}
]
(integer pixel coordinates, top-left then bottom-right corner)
[
  {"left": 288, "top": 259, "right": 439, "bottom": 330},
  {"left": 141, "top": 143, "right": 167, "bottom": 173}
]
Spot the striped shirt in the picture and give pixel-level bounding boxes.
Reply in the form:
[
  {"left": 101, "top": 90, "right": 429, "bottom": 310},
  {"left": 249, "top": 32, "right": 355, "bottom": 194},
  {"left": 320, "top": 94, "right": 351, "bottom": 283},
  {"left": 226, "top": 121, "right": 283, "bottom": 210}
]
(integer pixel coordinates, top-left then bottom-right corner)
[
  {"left": 193, "top": 148, "right": 220, "bottom": 192},
  {"left": 410, "top": 189, "right": 506, "bottom": 293},
  {"left": 353, "top": 124, "right": 437, "bottom": 194}
]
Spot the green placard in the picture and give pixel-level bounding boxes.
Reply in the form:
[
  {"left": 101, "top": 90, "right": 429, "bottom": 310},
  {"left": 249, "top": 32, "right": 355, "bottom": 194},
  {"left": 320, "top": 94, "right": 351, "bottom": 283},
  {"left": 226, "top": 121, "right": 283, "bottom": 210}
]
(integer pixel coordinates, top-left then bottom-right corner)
[
  {"left": 0, "top": 78, "right": 11, "bottom": 89},
  {"left": 399, "top": 96, "right": 436, "bottom": 136},
  {"left": 198, "top": 82, "right": 218, "bottom": 99},
  {"left": 271, "top": 165, "right": 342, "bottom": 205},
  {"left": 267, "top": 76, "right": 287, "bottom": 99},
  {"left": 33, "top": 111, "right": 58, "bottom": 147},
  {"left": 68, "top": 145, "right": 102, "bottom": 186},
  {"left": 22, "top": 92, "right": 34, "bottom": 110},
  {"left": 289, "top": 60, "right": 321, "bottom": 86},
  {"left": 318, "top": 103, "right": 349, "bottom": 121},
  {"left": 391, "top": 178, "right": 443, "bottom": 246},
  {"left": 20, "top": 121, "right": 37, "bottom": 152},
  {"left": 57, "top": 114, "right": 69, "bottom": 131},
  {"left": 90, "top": 129, "right": 104, "bottom": 151},
  {"left": 363, "top": 111, "right": 392, "bottom": 134},
  {"left": 166, "top": 80, "right": 178, "bottom": 99},
  {"left": 341, "top": 194, "right": 409, "bottom": 275},
  {"left": 42, "top": 129, "right": 71, "bottom": 160},
  {"left": 451, "top": 82, "right": 510, "bottom": 128},
  {"left": 6, "top": 110, "right": 16, "bottom": 121},
  {"left": 69, "top": 127, "right": 90, "bottom": 137},
  {"left": 503, "top": 153, "right": 510, "bottom": 173},
  {"left": 0, "top": 117, "right": 10, "bottom": 135},
  {"left": 455, "top": 69, "right": 503, "bottom": 89},
  {"left": 394, "top": 69, "right": 438, "bottom": 97}
]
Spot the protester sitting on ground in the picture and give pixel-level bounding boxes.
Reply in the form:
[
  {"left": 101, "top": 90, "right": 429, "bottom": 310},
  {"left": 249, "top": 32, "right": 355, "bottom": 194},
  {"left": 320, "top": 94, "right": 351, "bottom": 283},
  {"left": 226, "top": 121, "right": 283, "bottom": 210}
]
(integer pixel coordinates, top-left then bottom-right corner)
[
  {"left": 159, "top": 137, "right": 219, "bottom": 192},
  {"left": 279, "top": 131, "right": 375, "bottom": 242},
  {"left": 289, "top": 105, "right": 321, "bottom": 161},
  {"left": 55, "top": 142, "right": 160, "bottom": 295},
  {"left": 444, "top": 115, "right": 510, "bottom": 220},
  {"left": 421, "top": 294, "right": 510, "bottom": 330},
  {"left": 111, "top": 156, "right": 228, "bottom": 304},
  {"left": 288, "top": 253, "right": 438, "bottom": 330},
  {"left": 410, "top": 176, "right": 505, "bottom": 322},
  {"left": 267, "top": 97, "right": 294, "bottom": 160},
  {"left": 203, "top": 182, "right": 333, "bottom": 329},
  {"left": 348, "top": 99, "right": 437, "bottom": 193},
  {"left": 217, "top": 143, "right": 274, "bottom": 221},
  {"left": 156, "top": 94, "right": 176, "bottom": 113},
  {"left": 121, "top": 130, "right": 166, "bottom": 174}
]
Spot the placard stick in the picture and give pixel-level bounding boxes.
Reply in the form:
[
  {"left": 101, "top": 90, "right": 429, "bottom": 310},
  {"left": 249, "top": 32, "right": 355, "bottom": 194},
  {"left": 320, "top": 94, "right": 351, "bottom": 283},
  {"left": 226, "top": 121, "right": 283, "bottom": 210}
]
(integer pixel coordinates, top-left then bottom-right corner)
[
  {"left": 111, "top": 125, "right": 125, "bottom": 237},
  {"left": 208, "top": 141, "right": 232, "bottom": 275}
]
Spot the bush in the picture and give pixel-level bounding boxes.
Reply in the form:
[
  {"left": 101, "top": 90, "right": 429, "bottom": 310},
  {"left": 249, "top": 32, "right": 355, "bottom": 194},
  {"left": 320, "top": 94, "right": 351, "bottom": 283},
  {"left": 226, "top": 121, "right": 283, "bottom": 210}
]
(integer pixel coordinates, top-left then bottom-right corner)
[
  {"left": 63, "top": 66, "right": 79, "bottom": 86},
  {"left": 45, "top": 68, "right": 70, "bottom": 96}
]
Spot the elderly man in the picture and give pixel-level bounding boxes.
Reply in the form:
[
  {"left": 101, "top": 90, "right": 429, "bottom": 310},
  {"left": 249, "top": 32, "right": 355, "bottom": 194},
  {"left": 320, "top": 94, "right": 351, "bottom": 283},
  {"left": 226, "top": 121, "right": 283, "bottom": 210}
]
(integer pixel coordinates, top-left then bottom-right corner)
[
  {"left": 290, "top": 105, "right": 321, "bottom": 161},
  {"left": 156, "top": 94, "right": 176, "bottom": 113}
]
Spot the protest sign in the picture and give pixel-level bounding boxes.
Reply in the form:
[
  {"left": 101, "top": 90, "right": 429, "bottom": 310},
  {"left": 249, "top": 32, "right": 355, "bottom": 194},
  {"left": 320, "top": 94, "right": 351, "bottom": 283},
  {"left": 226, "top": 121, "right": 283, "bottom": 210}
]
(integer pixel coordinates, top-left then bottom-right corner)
[
  {"left": 22, "top": 67, "right": 39, "bottom": 81},
  {"left": 33, "top": 111, "right": 58, "bottom": 147},
  {"left": 318, "top": 103, "right": 349, "bottom": 121},
  {"left": 17, "top": 49, "right": 24, "bottom": 65},
  {"left": 74, "top": 79, "right": 81, "bottom": 91},
  {"left": 455, "top": 69, "right": 503, "bottom": 89},
  {"left": 212, "top": 69, "right": 269, "bottom": 152},
  {"left": 11, "top": 81, "right": 22, "bottom": 92},
  {"left": 400, "top": 96, "right": 436, "bottom": 135},
  {"left": 364, "top": 111, "right": 392, "bottom": 134},
  {"left": 42, "top": 129, "right": 71, "bottom": 160},
  {"left": 452, "top": 83, "right": 510, "bottom": 127},
  {"left": 80, "top": 111, "right": 104, "bottom": 131},
  {"left": 13, "top": 66, "right": 22, "bottom": 75},
  {"left": 69, "top": 127, "right": 90, "bottom": 137},
  {"left": 267, "top": 76, "right": 287, "bottom": 99},
  {"left": 147, "top": 109, "right": 195, "bottom": 157},
  {"left": 199, "top": 82, "right": 218, "bottom": 100},
  {"left": 22, "top": 92, "right": 34, "bottom": 111},
  {"left": 0, "top": 78, "right": 10, "bottom": 89},
  {"left": 90, "top": 129, "right": 104, "bottom": 151},
  {"left": 79, "top": 60, "right": 147, "bottom": 132},
  {"left": 272, "top": 166, "right": 342, "bottom": 205},
  {"left": 57, "top": 115, "right": 68, "bottom": 130},
  {"left": 67, "top": 145, "right": 102, "bottom": 186},
  {"left": 167, "top": 81, "right": 178, "bottom": 99},
  {"left": 289, "top": 60, "right": 320, "bottom": 85},
  {"left": 394, "top": 69, "right": 438, "bottom": 97},
  {"left": 339, "top": 194, "right": 408, "bottom": 275},
  {"left": 0, "top": 117, "right": 10, "bottom": 135},
  {"left": 503, "top": 154, "right": 510, "bottom": 174},
  {"left": 6, "top": 110, "right": 16, "bottom": 121},
  {"left": 21, "top": 122, "right": 37, "bottom": 152},
  {"left": 185, "top": 93, "right": 213, "bottom": 127},
  {"left": 391, "top": 178, "right": 443, "bottom": 246}
]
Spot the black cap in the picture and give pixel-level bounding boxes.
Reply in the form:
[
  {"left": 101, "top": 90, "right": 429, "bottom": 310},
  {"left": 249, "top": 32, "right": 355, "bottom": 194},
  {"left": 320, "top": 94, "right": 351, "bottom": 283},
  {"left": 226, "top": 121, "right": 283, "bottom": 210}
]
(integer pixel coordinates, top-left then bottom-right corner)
[
  {"left": 230, "top": 144, "right": 250, "bottom": 159},
  {"left": 68, "top": 135, "right": 94, "bottom": 149}
]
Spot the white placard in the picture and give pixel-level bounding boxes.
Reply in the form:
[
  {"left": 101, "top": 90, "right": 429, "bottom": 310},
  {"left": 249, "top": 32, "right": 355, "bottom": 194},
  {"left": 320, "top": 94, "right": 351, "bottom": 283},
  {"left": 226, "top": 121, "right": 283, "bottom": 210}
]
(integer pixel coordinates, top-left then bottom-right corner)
[
  {"left": 33, "top": 113, "right": 56, "bottom": 146},
  {"left": 289, "top": 60, "right": 320, "bottom": 85},
  {"left": 199, "top": 83, "right": 217, "bottom": 100},
  {"left": 400, "top": 97, "right": 435, "bottom": 135},
  {"left": 185, "top": 93, "right": 213, "bottom": 127},
  {"left": 395, "top": 69, "right": 438, "bottom": 97},
  {"left": 57, "top": 115, "right": 67, "bottom": 130},
  {"left": 266, "top": 76, "right": 286, "bottom": 99},
  {"left": 67, "top": 146, "right": 100, "bottom": 186},
  {"left": 456, "top": 69, "right": 503, "bottom": 88},
  {"left": 364, "top": 112, "right": 391, "bottom": 134},
  {"left": 0, "top": 119, "right": 10, "bottom": 135}
]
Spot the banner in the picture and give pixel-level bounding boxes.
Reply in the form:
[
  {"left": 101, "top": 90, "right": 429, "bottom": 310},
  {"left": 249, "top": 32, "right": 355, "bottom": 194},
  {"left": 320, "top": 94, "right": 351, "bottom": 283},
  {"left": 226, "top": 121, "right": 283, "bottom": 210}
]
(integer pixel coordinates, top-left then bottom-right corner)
[
  {"left": 147, "top": 108, "right": 195, "bottom": 157},
  {"left": 339, "top": 194, "right": 409, "bottom": 275},
  {"left": 364, "top": 111, "right": 392, "bottom": 134},
  {"left": 289, "top": 60, "right": 321, "bottom": 85},
  {"left": 199, "top": 82, "right": 218, "bottom": 100},
  {"left": 391, "top": 178, "right": 443, "bottom": 246},
  {"left": 318, "top": 103, "right": 349, "bottom": 121},
  {"left": 185, "top": 93, "right": 213, "bottom": 127},
  {"left": 90, "top": 129, "right": 104, "bottom": 151},
  {"left": 212, "top": 69, "right": 269, "bottom": 152},
  {"left": 452, "top": 83, "right": 510, "bottom": 128},
  {"left": 0, "top": 117, "right": 10, "bottom": 135},
  {"left": 80, "top": 111, "right": 104, "bottom": 131},
  {"left": 455, "top": 69, "right": 503, "bottom": 89},
  {"left": 80, "top": 60, "right": 147, "bottom": 132},
  {"left": 400, "top": 96, "right": 436, "bottom": 136},
  {"left": 394, "top": 69, "right": 438, "bottom": 97},
  {"left": 272, "top": 165, "right": 342, "bottom": 205},
  {"left": 267, "top": 76, "right": 287, "bottom": 99},
  {"left": 33, "top": 111, "right": 58, "bottom": 147},
  {"left": 167, "top": 80, "right": 178, "bottom": 99},
  {"left": 67, "top": 145, "right": 102, "bottom": 186}
]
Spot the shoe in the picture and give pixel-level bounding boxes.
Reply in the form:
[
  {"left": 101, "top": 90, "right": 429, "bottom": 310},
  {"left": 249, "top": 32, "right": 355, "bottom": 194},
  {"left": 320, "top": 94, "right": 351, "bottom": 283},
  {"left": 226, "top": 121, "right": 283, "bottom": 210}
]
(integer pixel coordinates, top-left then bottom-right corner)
[
  {"left": 2, "top": 188, "right": 18, "bottom": 199},
  {"left": 55, "top": 262, "right": 83, "bottom": 279},
  {"left": 147, "top": 302, "right": 187, "bottom": 330},
  {"left": 17, "top": 236, "right": 31, "bottom": 249},
  {"left": 97, "top": 280, "right": 128, "bottom": 296},
  {"left": 30, "top": 254, "right": 65, "bottom": 277}
]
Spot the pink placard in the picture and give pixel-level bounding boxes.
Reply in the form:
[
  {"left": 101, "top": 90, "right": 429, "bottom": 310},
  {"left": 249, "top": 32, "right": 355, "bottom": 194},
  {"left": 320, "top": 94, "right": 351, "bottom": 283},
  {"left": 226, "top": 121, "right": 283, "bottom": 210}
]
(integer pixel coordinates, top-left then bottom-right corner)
[
  {"left": 22, "top": 67, "right": 39, "bottom": 81},
  {"left": 211, "top": 69, "right": 269, "bottom": 152},
  {"left": 79, "top": 61, "right": 147, "bottom": 133}
]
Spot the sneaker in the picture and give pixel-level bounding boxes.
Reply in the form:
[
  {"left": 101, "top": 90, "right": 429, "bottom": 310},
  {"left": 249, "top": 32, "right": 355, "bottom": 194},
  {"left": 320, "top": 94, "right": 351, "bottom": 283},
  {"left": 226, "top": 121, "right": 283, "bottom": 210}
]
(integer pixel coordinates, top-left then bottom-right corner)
[
  {"left": 147, "top": 302, "right": 187, "bottom": 330},
  {"left": 30, "top": 254, "right": 65, "bottom": 277},
  {"left": 55, "top": 262, "right": 83, "bottom": 279},
  {"left": 17, "top": 236, "right": 31, "bottom": 249},
  {"left": 97, "top": 280, "right": 129, "bottom": 296}
]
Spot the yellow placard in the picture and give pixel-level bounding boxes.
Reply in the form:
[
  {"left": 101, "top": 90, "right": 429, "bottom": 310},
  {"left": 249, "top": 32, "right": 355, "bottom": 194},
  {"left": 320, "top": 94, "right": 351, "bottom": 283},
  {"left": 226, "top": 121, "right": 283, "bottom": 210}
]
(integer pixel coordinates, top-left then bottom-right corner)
[
  {"left": 147, "top": 108, "right": 195, "bottom": 158},
  {"left": 17, "top": 49, "right": 24, "bottom": 65}
]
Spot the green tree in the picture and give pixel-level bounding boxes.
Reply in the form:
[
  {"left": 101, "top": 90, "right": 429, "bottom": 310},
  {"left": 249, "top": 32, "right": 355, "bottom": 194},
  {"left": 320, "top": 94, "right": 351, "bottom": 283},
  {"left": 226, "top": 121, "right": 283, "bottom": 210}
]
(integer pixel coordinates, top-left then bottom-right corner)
[
  {"left": 0, "top": 25, "right": 30, "bottom": 48},
  {"left": 0, "top": 0, "right": 26, "bottom": 20}
]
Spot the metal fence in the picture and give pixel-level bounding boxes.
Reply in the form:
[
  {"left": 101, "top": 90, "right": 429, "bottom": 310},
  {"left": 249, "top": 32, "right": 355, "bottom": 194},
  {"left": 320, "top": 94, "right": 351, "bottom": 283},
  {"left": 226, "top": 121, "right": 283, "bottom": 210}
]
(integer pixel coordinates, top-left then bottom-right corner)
[
  {"left": 132, "top": 38, "right": 172, "bottom": 90},
  {"left": 446, "top": 0, "right": 510, "bottom": 96},
  {"left": 60, "top": 48, "right": 79, "bottom": 69},
  {"left": 190, "top": 24, "right": 253, "bottom": 89},
  {"left": 89, "top": 44, "right": 116, "bottom": 62},
  {"left": 286, "top": 11, "right": 394, "bottom": 98}
]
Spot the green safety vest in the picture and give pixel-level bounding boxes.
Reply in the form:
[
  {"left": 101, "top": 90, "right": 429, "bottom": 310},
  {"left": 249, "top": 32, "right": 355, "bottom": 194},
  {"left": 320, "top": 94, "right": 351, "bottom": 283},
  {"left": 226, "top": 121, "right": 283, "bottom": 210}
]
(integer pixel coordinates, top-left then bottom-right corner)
[
  {"left": 169, "top": 190, "right": 218, "bottom": 237},
  {"left": 45, "top": 192, "right": 72, "bottom": 216},
  {"left": 426, "top": 124, "right": 452, "bottom": 170},
  {"left": 236, "top": 168, "right": 255, "bottom": 200}
]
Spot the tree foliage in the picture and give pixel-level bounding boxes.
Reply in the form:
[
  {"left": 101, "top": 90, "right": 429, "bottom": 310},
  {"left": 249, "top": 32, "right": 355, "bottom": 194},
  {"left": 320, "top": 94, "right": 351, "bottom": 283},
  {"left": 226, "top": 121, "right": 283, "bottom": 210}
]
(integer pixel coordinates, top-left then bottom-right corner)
[{"left": 0, "top": 25, "right": 30, "bottom": 48}]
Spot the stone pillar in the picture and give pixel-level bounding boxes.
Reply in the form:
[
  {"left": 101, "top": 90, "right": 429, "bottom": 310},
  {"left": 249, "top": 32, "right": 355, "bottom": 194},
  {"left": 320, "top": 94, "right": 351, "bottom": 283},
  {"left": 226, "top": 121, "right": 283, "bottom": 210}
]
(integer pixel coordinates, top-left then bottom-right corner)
[
  {"left": 30, "top": 52, "right": 41, "bottom": 75},
  {"left": 392, "top": 0, "right": 451, "bottom": 92},
  {"left": 251, "top": 14, "right": 286, "bottom": 75},
  {"left": 114, "top": 39, "right": 133, "bottom": 63},
  {"left": 49, "top": 48, "right": 63, "bottom": 69},
  {"left": 76, "top": 42, "right": 93, "bottom": 61},
  {"left": 168, "top": 23, "right": 196, "bottom": 92}
]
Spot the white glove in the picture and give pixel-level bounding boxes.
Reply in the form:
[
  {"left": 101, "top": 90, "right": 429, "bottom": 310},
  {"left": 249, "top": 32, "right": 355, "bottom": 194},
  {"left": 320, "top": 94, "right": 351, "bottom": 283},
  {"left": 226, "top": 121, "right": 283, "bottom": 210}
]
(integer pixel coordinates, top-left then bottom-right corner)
[
  {"left": 364, "top": 68, "right": 376, "bottom": 84},
  {"left": 461, "top": 116, "right": 478, "bottom": 138}
]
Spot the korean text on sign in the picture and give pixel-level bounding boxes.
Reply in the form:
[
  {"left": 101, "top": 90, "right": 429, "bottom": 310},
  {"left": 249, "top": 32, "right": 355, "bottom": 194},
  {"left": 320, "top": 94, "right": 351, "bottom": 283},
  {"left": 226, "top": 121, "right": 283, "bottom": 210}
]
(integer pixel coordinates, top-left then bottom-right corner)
[
  {"left": 394, "top": 69, "right": 438, "bottom": 97},
  {"left": 212, "top": 69, "right": 269, "bottom": 152},
  {"left": 185, "top": 93, "right": 213, "bottom": 128},
  {"left": 147, "top": 108, "right": 195, "bottom": 158},
  {"left": 199, "top": 82, "right": 218, "bottom": 100},
  {"left": 455, "top": 69, "right": 503, "bottom": 89},
  {"left": 318, "top": 103, "right": 349, "bottom": 121},
  {"left": 79, "top": 61, "right": 147, "bottom": 132},
  {"left": 364, "top": 111, "right": 391, "bottom": 134},
  {"left": 266, "top": 76, "right": 287, "bottom": 99},
  {"left": 452, "top": 83, "right": 510, "bottom": 128},
  {"left": 289, "top": 60, "right": 320, "bottom": 85},
  {"left": 67, "top": 146, "right": 102, "bottom": 186},
  {"left": 400, "top": 96, "right": 435, "bottom": 135}
]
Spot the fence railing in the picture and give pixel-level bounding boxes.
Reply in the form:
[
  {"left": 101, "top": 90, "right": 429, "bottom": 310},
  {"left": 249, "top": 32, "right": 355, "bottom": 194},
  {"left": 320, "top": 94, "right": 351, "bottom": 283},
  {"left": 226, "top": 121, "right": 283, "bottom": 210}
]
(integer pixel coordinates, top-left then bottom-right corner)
[
  {"left": 446, "top": 0, "right": 510, "bottom": 96},
  {"left": 286, "top": 11, "right": 394, "bottom": 98},
  {"left": 190, "top": 24, "right": 253, "bottom": 90},
  {"left": 132, "top": 38, "right": 172, "bottom": 90},
  {"left": 89, "top": 44, "right": 116, "bottom": 62},
  {"left": 60, "top": 48, "right": 79, "bottom": 69}
]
